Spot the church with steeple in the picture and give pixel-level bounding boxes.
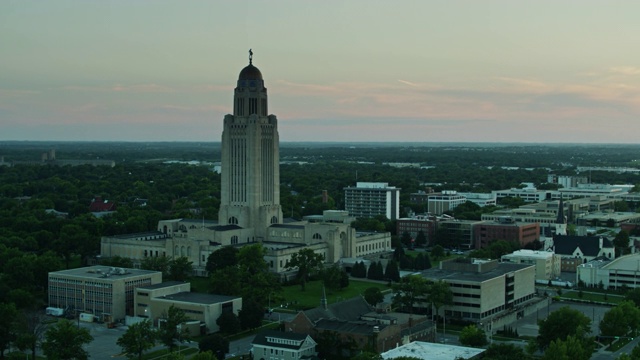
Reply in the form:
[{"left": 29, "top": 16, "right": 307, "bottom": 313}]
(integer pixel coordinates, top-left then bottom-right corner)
[{"left": 101, "top": 52, "right": 391, "bottom": 276}]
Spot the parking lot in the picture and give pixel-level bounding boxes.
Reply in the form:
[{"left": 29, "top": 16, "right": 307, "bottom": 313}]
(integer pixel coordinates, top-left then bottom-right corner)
[{"left": 513, "top": 300, "right": 611, "bottom": 338}]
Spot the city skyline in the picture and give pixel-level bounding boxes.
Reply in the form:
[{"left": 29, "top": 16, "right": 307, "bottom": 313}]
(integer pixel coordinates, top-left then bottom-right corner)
[{"left": 2, "top": 1, "right": 640, "bottom": 143}]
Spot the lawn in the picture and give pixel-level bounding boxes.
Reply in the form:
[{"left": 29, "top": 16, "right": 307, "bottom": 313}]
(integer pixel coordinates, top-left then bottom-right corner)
[
  {"left": 277, "top": 279, "right": 390, "bottom": 311},
  {"left": 561, "top": 290, "right": 625, "bottom": 305}
]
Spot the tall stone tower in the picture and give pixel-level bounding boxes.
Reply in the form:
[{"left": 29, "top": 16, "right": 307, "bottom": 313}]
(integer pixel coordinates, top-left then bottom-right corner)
[{"left": 219, "top": 51, "right": 282, "bottom": 240}]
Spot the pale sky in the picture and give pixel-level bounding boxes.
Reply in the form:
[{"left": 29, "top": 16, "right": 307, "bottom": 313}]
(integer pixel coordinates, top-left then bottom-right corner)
[{"left": 2, "top": 1, "right": 640, "bottom": 143}]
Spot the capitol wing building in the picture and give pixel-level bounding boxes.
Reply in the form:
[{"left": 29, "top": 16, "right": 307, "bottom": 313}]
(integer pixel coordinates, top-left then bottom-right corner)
[{"left": 101, "top": 54, "right": 391, "bottom": 276}]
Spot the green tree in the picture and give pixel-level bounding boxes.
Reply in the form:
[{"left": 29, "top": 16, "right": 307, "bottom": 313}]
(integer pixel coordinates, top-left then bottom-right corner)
[
  {"left": 458, "top": 325, "right": 487, "bottom": 347},
  {"left": 209, "top": 267, "right": 242, "bottom": 296},
  {"left": 541, "top": 334, "right": 593, "bottom": 360},
  {"left": 15, "top": 309, "right": 48, "bottom": 360},
  {"left": 205, "top": 246, "right": 238, "bottom": 272},
  {"left": 384, "top": 260, "right": 400, "bottom": 282},
  {"left": 141, "top": 255, "right": 172, "bottom": 279},
  {"left": 238, "top": 299, "right": 264, "bottom": 330},
  {"left": 431, "top": 245, "right": 445, "bottom": 260},
  {"left": 351, "top": 261, "right": 367, "bottom": 278},
  {"left": 198, "top": 334, "right": 228, "bottom": 360},
  {"left": 42, "top": 320, "right": 94, "bottom": 360},
  {"left": 169, "top": 256, "right": 193, "bottom": 281},
  {"left": 285, "top": 248, "right": 325, "bottom": 290},
  {"left": 400, "top": 231, "right": 412, "bottom": 247},
  {"left": 367, "top": 261, "right": 384, "bottom": 280},
  {"left": 216, "top": 311, "right": 241, "bottom": 334},
  {"left": 429, "top": 280, "right": 453, "bottom": 321},
  {"left": 614, "top": 230, "right": 631, "bottom": 256},
  {"left": 0, "top": 303, "right": 18, "bottom": 360},
  {"left": 600, "top": 301, "right": 640, "bottom": 338},
  {"left": 415, "top": 230, "right": 427, "bottom": 247},
  {"left": 158, "top": 305, "right": 190, "bottom": 352},
  {"left": 235, "top": 244, "right": 281, "bottom": 305},
  {"left": 392, "top": 275, "right": 429, "bottom": 315},
  {"left": 537, "top": 306, "right": 591, "bottom": 351},
  {"left": 322, "top": 264, "right": 348, "bottom": 291},
  {"left": 364, "top": 287, "right": 384, "bottom": 307},
  {"left": 116, "top": 319, "right": 157, "bottom": 360},
  {"left": 625, "top": 288, "right": 640, "bottom": 307}
]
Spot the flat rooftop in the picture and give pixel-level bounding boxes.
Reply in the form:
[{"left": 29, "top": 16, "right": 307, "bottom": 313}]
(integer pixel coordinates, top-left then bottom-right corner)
[
  {"left": 138, "top": 281, "right": 186, "bottom": 290},
  {"left": 420, "top": 262, "right": 532, "bottom": 283},
  {"left": 154, "top": 292, "right": 239, "bottom": 305},
  {"left": 49, "top": 266, "right": 160, "bottom": 280},
  {"left": 382, "top": 341, "right": 485, "bottom": 360}
]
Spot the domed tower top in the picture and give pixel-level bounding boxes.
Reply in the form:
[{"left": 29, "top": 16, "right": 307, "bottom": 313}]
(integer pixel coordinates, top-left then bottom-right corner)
[
  {"left": 234, "top": 49, "right": 268, "bottom": 117},
  {"left": 238, "top": 48, "right": 263, "bottom": 80}
]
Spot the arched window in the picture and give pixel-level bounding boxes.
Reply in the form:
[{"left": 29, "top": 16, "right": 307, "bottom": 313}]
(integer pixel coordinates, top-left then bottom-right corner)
[
  {"left": 187, "top": 247, "right": 191, "bottom": 257},
  {"left": 229, "top": 217, "right": 238, "bottom": 225},
  {"left": 231, "top": 236, "right": 239, "bottom": 245},
  {"left": 271, "top": 216, "right": 278, "bottom": 224},
  {"left": 174, "top": 245, "right": 179, "bottom": 255},
  {"left": 181, "top": 246, "right": 185, "bottom": 257},
  {"left": 313, "top": 233, "right": 322, "bottom": 240}
]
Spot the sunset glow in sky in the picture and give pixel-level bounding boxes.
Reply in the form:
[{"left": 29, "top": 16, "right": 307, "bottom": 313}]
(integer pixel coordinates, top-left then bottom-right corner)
[{"left": 2, "top": 1, "right": 640, "bottom": 143}]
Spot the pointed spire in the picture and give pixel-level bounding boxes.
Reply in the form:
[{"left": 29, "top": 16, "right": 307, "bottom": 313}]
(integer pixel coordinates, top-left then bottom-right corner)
[
  {"left": 249, "top": 49, "right": 253, "bottom": 65},
  {"left": 556, "top": 195, "right": 565, "bottom": 224}
]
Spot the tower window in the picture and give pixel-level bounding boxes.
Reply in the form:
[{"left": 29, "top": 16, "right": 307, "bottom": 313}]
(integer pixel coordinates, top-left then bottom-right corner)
[
  {"left": 228, "top": 217, "right": 238, "bottom": 225},
  {"left": 313, "top": 233, "right": 322, "bottom": 240},
  {"left": 271, "top": 216, "right": 278, "bottom": 224}
]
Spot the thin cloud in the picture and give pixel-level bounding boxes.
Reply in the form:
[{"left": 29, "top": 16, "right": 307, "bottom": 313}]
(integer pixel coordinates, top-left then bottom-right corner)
[
  {"left": 610, "top": 66, "right": 640, "bottom": 76},
  {"left": 397, "top": 79, "right": 419, "bottom": 87}
]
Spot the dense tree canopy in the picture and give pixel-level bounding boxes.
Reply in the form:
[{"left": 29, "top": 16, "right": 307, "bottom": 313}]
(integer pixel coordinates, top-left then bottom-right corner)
[
  {"left": 117, "top": 320, "right": 157, "bottom": 360},
  {"left": 42, "top": 320, "right": 94, "bottom": 360},
  {"left": 537, "top": 306, "right": 592, "bottom": 351}
]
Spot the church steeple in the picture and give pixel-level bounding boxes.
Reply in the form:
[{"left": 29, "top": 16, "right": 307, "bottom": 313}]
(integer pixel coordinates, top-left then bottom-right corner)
[
  {"left": 556, "top": 195, "right": 565, "bottom": 224},
  {"left": 555, "top": 195, "right": 567, "bottom": 236}
]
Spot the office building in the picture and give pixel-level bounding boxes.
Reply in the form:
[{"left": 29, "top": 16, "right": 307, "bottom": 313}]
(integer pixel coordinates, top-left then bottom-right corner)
[
  {"left": 473, "top": 219, "right": 539, "bottom": 249},
  {"left": 419, "top": 258, "right": 536, "bottom": 323},
  {"left": 344, "top": 182, "right": 400, "bottom": 220},
  {"left": 48, "top": 266, "right": 162, "bottom": 323}
]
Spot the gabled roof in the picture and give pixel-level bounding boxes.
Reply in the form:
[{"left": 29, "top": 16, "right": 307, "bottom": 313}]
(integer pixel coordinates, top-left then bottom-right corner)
[
  {"left": 252, "top": 329, "right": 314, "bottom": 350},
  {"left": 303, "top": 296, "right": 372, "bottom": 323},
  {"left": 314, "top": 318, "right": 384, "bottom": 335},
  {"left": 89, "top": 197, "right": 116, "bottom": 212},
  {"left": 553, "top": 235, "right": 612, "bottom": 257}
]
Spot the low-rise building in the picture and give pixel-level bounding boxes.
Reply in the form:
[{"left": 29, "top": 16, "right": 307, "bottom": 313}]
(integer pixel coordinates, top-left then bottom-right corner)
[
  {"left": 381, "top": 341, "right": 485, "bottom": 360},
  {"left": 285, "top": 296, "right": 433, "bottom": 354},
  {"left": 473, "top": 219, "right": 539, "bottom": 249},
  {"left": 427, "top": 191, "right": 467, "bottom": 215},
  {"left": 437, "top": 219, "right": 484, "bottom": 250},
  {"left": 251, "top": 329, "right": 318, "bottom": 360},
  {"left": 419, "top": 258, "right": 536, "bottom": 324},
  {"left": 501, "top": 250, "right": 561, "bottom": 281},
  {"left": 48, "top": 266, "right": 162, "bottom": 323},
  {"left": 396, "top": 214, "right": 438, "bottom": 245},
  {"left": 134, "top": 281, "right": 242, "bottom": 334},
  {"left": 577, "top": 254, "right": 640, "bottom": 290}
]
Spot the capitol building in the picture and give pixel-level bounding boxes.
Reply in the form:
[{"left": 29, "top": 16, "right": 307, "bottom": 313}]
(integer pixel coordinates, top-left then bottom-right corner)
[{"left": 101, "top": 53, "right": 391, "bottom": 276}]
